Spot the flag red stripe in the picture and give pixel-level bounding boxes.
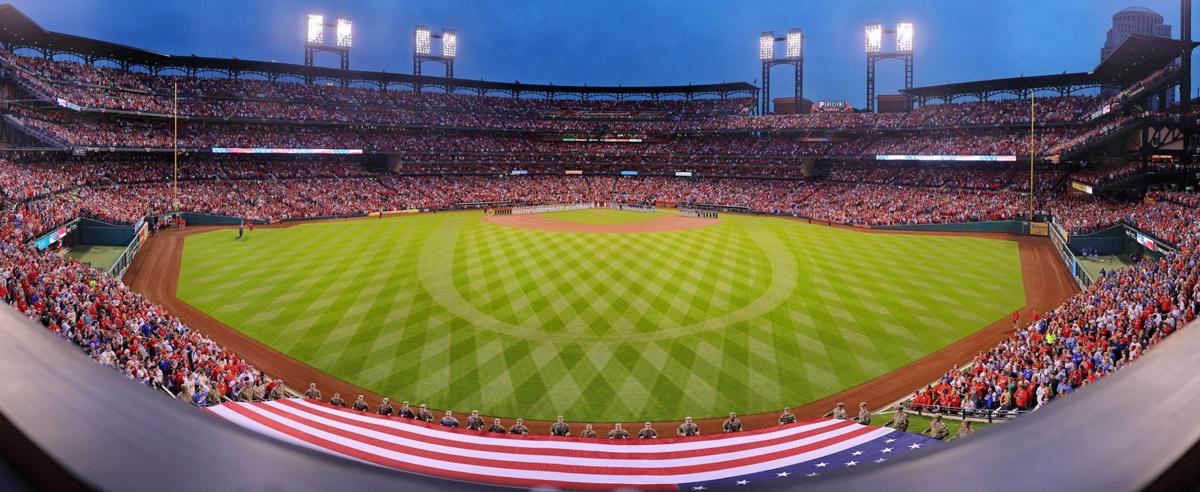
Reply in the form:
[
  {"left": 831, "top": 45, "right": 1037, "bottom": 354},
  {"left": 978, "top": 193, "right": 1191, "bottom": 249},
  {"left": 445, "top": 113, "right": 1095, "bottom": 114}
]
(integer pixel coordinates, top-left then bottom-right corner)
[
  {"left": 229, "top": 402, "right": 878, "bottom": 477},
  {"left": 298, "top": 398, "right": 815, "bottom": 445},
  {"left": 277, "top": 399, "right": 856, "bottom": 459},
  {"left": 220, "top": 403, "right": 679, "bottom": 490}
]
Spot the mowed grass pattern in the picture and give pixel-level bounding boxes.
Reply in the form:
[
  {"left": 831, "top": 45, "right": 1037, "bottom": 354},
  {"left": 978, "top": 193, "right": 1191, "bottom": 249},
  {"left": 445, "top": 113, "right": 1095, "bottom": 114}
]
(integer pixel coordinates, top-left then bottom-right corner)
[{"left": 177, "top": 211, "right": 1025, "bottom": 421}]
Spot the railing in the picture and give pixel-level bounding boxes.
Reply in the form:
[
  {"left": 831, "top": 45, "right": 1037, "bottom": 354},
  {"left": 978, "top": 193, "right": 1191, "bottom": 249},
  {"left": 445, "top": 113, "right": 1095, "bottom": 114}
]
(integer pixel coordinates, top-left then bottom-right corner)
[{"left": 109, "top": 222, "right": 148, "bottom": 279}]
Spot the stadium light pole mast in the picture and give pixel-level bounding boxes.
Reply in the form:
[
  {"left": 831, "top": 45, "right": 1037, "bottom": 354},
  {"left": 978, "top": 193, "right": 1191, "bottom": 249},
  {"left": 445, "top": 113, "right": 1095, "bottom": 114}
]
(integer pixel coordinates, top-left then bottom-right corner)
[
  {"left": 865, "top": 22, "right": 914, "bottom": 112},
  {"left": 303, "top": 14, "right": 352, "bottom": 84},
  {"left": 413, "top": 26, "right": 457, "bottom": 78},
  {"left": 758, "top": 29, "right": 804, "bottom": 115}
]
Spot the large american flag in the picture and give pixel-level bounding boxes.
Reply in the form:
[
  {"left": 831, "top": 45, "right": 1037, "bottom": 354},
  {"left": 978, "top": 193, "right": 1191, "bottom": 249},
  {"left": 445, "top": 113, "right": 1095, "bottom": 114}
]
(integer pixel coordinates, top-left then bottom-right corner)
[{"left": 208, "top": 398, "right": 939, "bottom": 490}]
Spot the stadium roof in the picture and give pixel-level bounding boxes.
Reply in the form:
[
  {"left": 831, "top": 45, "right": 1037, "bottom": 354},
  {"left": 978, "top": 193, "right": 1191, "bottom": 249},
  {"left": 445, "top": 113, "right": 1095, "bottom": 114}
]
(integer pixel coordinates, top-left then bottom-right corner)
[
  {"left": 903, "top": 34, "right": 1196, "bottom": 102},
  {"left": 0, "top": 4, "right": 756, "bottom": 100}
]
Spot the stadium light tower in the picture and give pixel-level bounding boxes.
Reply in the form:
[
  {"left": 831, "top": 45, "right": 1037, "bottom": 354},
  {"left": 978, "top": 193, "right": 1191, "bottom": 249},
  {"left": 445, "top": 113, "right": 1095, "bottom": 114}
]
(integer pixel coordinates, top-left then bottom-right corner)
[
  {"left": 757, "top": 28, "right": 805, "bottom": 115},
  {"left": 413, "top": 25, "right": 457, "bottom": 78},
  {"left": 303, "top": 14, "right": 351, "bottom": 73},
  {"left": 865, "top": 22, "right": 915, "bottom": 112}
]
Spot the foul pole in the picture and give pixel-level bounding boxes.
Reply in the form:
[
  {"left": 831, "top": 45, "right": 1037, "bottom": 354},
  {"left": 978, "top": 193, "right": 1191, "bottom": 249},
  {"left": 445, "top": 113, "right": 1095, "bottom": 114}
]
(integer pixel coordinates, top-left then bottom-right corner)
[
  {"left": 173, "top": 82, "right": 178, "bottom": 212},
  {"left": 1029, "top": 93, "right": 1035, "bottom": 219}
]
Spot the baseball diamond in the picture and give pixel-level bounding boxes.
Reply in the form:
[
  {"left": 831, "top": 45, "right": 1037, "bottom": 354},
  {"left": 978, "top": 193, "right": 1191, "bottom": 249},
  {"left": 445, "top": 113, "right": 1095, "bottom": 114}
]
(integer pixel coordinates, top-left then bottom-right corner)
[{"left": 172, "top": 210, "right": 1025, "bottom": 421}]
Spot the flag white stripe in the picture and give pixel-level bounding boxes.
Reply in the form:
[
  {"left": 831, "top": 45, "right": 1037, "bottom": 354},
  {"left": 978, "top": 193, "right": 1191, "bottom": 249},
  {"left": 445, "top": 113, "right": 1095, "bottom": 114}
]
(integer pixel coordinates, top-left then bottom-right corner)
[
  {"left": 285, "top": 398, "right": 840, "bottom": 453},
  {"left": 216, "top": 402, "right": 893, "bottom": 485},
  {"left": 209, "top": 405, "right": 367, "bottom": 464},
  {"left": 258, "top": 400, "right": 868, "bottom": 468}
]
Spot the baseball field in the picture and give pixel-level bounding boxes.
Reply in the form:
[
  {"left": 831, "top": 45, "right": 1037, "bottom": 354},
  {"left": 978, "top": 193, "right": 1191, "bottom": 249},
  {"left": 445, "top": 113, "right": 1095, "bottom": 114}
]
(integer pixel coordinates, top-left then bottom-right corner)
[{"left": 170, "top": 210, "right": 1027, "bottom": 422}]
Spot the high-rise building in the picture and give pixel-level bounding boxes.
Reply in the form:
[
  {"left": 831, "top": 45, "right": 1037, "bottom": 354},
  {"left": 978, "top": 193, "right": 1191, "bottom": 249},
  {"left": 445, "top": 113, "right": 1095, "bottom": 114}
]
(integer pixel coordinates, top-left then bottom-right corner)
[
  {"left": 1101, "top": 6, "right": 1172, "bottom": 62},
  {"left": 1101, "top": 7, "right": 1174, "bottom": 107}
]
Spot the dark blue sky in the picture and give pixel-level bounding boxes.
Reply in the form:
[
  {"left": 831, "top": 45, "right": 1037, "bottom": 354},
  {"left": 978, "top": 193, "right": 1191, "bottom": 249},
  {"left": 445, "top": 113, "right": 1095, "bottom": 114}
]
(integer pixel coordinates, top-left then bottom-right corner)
[{"left": 9, "top": 0, "right": 1197, "bottom": 106}]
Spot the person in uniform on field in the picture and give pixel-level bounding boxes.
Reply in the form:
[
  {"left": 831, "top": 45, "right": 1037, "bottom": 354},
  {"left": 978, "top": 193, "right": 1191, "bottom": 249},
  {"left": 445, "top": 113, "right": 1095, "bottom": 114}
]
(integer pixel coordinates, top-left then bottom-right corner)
[
  {"left": 608, "top": 423, "right": 630, "bottom": 439},
  {"left": 722, "top": 412, "right": 743, "bottom": 433},
  {"left": 416, "top": 403, "right": 434, "bottom": 422},
  {"left": 884, "top": 404, "right": 909, "bottom": 432},
  {"left": 440, "top": 410, "right": 459, "bottom": 428},
  {"left": 550, "top": 416, "right": 570, "bottom": 437},
  {"left": 955, "top": 420, "right": 975, "bottom": 439},
  {"left": 830, "top": 402, "right": 848, "bottom": 420},
  {"left": 303, "top": 383, "right": 321, "bottom": 400},
  {"left": 377, "top": 397, "right": 394, "bottom": 416},
  {"left": 329, "top": 392, "right": 346, "bottom": 407},
  {"left": 923, "top": 414, "right": 950, "bottom": 440},
  {"left": 778, "top": 407, "right": 797, "bottom": 425},
  {"left": 487, "top": 418, "right": 507, "bottom": 434},
  {"left": 238, "top": 222, "right": 244, "bottom": 239},
  {"left": 855, "top": 402, "right": 872, "bottom": 425},
  {"left": 509, "top": 418, "right": 529, "bottom": 435},
  {"left": 398, "top": 401, "right": 415, "bottom": 419},
  {"left": 637, "top": 422, "right": 657, "bottom": 439},
  {"left": 580, "top": 424, "right": 599, "bottom": 438},
  {"left": 465, "top": 410, "right": 485, "bottom": 431},
  {"left": 352, "top": 395, "right": 369, "bottom": 412},
  {"left": 677, "top": 416, "right": 700, "bottom": 437}
]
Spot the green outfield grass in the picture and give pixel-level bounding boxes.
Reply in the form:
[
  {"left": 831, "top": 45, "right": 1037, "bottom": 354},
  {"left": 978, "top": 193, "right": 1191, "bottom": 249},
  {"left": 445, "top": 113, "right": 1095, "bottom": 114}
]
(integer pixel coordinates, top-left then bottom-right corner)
[
  {"left": 177, "top": 210, "right": 1025, "bottom": 421},
  {"left": 67, "top": 244, "right": 127, "bottom": 271}
]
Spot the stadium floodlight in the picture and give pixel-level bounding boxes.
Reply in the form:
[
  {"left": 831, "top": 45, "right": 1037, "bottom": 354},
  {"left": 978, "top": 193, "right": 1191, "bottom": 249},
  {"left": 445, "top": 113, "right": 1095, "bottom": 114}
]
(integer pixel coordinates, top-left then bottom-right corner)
[
  {"left": 442, "top": 29, "right": 457, "bottom": 58},
  {"left": 415, "top": 25, "right": 432, "bottom": 55},
  {"left": 307, "top": 14, "right": 324, "bottom": 44},
  {"left": 336, "top": 18, "right": 353, "bottom": 48},
  {"left": 896, "top": 22, "right": 913, "bottom": 53},
  {"left": 759, "top": 31, "right": 775, "bottom": 60},
  {"left": 865, "top": 23, "right": 882, "bottom": 53},
  {"left": 786, "top": 28, "right": 803, "bottom": 59}
]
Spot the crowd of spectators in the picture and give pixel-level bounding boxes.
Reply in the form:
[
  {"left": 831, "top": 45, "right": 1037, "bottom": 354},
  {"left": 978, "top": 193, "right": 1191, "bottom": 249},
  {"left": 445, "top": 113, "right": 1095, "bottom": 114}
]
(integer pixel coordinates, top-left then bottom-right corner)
[
  {"left": 0, "top": 49, "right": 1123, "bottom": 136},
  {"left": 911, "top": 199, "right": 1198, "bottom": 414},
  {"left": 0, "top": 215, "right": 283, "bottom": 406}
]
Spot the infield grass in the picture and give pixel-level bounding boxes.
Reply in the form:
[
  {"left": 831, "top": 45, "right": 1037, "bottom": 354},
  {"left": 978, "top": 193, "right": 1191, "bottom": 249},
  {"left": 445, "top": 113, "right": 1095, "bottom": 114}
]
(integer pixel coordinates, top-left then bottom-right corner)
[{"left": 177, "top": 210, "right": 1025, "bottom": 421}]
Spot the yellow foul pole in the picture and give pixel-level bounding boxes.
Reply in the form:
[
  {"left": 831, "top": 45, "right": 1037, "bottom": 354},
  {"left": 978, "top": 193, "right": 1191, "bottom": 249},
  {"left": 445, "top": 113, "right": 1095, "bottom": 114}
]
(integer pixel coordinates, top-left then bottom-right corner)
[
  {"left": 1029, "top": 93, "right": 1035, "bottom": 219},
  {"left": 173, "top": 82, "right": 178, "bottom": 213}
]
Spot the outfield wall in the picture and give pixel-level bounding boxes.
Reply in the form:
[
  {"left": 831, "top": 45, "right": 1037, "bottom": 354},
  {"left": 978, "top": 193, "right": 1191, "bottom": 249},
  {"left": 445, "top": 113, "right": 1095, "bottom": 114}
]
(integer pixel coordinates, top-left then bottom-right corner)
[
  {"left": 76, "top": 217, "right": 134, "bottom": 246},
  {"left": 871, "top": 220, "right": 1028, "bottom": 234}
]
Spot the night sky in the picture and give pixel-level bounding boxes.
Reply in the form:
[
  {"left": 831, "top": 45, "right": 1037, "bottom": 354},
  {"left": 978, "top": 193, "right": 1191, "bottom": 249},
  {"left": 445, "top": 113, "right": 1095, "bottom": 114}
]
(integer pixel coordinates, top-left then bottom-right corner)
[{"left": 9, "top": 0, "right": 1198, "bottom": 106}]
